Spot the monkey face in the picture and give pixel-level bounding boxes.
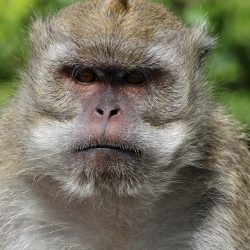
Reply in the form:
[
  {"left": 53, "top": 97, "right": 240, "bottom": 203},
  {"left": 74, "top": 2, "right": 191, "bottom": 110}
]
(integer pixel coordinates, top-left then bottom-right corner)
[
  {"left": 26, "top": 67, "right": 188, "bottom": 198},
  {"left": 22, "top": 0, "right": 213, "bottom": 199}
]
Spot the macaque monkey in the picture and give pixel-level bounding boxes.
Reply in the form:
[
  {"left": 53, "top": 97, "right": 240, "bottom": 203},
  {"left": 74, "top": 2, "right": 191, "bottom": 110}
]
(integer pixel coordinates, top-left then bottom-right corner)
[{"left": 0, "top": 0, "right": 249, "bottom": 249}]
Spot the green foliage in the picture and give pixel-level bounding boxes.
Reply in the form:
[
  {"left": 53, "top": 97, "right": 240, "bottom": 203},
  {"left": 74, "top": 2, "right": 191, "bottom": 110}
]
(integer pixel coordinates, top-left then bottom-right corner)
[
  {"left": 0, "top": 0, "right": 74, "bottom": 81},
  {"left": 0, "top": 0, "right": 34, "bottom": 80},
  {"left": 0, "top": 84, "right": 14, "bottom": 107}
]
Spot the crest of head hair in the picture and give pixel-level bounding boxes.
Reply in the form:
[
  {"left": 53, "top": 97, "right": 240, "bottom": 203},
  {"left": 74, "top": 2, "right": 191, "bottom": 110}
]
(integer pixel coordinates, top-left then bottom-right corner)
[{"left": 105, "top": 0, "right": 129, "bottom": 15}]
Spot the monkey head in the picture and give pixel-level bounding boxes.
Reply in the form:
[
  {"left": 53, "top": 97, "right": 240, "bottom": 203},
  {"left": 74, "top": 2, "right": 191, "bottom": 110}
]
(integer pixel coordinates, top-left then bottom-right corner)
[{"left": 19, "top": 0, "right": 214, "bottom": 200}]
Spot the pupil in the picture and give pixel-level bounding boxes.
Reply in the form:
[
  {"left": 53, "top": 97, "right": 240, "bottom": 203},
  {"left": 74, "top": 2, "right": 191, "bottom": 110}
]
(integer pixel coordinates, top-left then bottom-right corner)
[{"left": 83, "top": 73, "right": 91, "bottom": 79}]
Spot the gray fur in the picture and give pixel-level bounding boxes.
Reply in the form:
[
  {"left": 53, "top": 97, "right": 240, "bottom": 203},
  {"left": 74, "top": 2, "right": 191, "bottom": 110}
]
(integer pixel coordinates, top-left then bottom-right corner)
[{"left": 0, "top": 0, "right": 249, "bottom": 249}]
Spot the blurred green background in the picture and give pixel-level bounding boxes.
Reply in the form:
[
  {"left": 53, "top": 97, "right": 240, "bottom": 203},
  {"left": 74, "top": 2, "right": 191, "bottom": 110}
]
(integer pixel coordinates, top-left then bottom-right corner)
[{"left": 0, "top": 0, "right": 250, "bottom": 134}]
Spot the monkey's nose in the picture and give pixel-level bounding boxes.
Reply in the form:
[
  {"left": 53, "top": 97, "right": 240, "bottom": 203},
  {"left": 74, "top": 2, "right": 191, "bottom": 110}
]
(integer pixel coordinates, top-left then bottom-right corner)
[{"left": 95, "top": 107, "right": 120, "bottom": 119}]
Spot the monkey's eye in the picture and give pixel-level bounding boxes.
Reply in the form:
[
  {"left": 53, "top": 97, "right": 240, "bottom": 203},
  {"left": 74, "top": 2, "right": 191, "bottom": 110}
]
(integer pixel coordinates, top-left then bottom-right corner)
[
  {"left": 73, "top": 68, "right": 97, "bottom": 83},
  {"left": 125, "top": 71, "right": 146, "bottom": 85}
]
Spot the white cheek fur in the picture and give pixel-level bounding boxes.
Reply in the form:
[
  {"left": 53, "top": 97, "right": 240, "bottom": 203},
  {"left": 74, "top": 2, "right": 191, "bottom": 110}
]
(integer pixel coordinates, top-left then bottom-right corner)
[
  {"left": 30, "top": 120, "right": 76, "bottom": 152},
  {"left": 141, "top": 122, "right": 188, "bottom": 160},
  {"left": 30, "top": 120, "right": 187, "bottom": 156},
  {"left": 158, "top": 122, "right": 187, "bottom": 153}
]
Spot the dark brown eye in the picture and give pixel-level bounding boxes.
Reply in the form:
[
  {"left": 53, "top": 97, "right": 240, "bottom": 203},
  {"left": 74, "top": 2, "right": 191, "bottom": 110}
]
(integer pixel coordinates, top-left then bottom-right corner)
[
  {"left": 74, "top": 68, "right": 96, "bottom": 83},
  {"left": 125, "top": 71, "right": 145, "bottom": 85}
]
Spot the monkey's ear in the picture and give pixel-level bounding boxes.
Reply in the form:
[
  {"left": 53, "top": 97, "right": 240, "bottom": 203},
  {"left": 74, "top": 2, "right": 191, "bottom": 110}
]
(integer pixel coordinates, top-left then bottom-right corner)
[
  {"left": 184, "top": 21, "right": 216, "bottom": 63},
  {"left": 104, "top": 0, "right": 129, "bottom": 15}
]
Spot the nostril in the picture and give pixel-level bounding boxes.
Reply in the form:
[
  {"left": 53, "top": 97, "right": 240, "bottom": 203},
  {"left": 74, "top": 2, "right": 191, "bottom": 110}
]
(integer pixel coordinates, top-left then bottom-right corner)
[
  {"left": 110, "top": 108, "right": 120, "bottom": 117},
  {"left": 96, "top": 108, "right": 104, "bottom": 115},
  {"left": 95, "top": 107, "right": 120, "bottom": 117}
]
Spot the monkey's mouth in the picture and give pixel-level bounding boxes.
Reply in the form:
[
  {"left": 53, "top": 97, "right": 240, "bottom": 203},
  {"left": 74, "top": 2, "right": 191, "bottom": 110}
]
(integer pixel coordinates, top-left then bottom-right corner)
[{"left": 72, "top": 142, "right": 141, "bottom": 156}]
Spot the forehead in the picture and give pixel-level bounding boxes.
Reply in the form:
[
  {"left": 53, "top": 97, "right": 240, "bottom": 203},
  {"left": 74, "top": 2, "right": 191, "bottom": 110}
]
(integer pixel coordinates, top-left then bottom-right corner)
[
  {"left": 56, "top": 0, "right": 182, "bottom": 37},
  {"left": 51, "top": 0, "right": 183, "bottom": 67}
]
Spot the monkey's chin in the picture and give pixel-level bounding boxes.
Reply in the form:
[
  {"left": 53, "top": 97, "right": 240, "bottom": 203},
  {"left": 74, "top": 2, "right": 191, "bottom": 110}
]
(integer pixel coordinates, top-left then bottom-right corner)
[{"left": 68, "top": 148, "right": 144, "bottom": 197}]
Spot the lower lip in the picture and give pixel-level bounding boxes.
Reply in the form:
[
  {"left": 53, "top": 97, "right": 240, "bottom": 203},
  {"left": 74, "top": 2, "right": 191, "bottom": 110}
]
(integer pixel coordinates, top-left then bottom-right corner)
[
  {"left": 74, "top": 147, "right": 135, "bottom": 160},
  {"left": 80, "top": 147, "right": 131, "bottom": 156}
]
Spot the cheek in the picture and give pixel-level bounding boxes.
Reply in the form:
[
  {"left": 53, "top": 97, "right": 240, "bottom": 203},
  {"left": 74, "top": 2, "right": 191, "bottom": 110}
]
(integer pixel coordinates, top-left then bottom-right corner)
[
  {"left": 27, "top": 120, "right": 77, "bottom": 154},
  {"left": 158, "top": 122, "right": 188, "bottom": 154},
  {"left": 141, "top": 87, "right": 190, "bottom": 125},
  {"left": 142, "top": 122, "right": 188, "bottom": 159}
]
